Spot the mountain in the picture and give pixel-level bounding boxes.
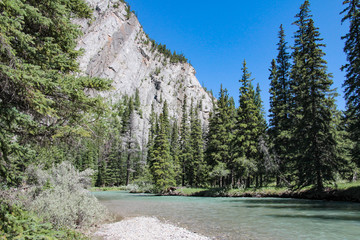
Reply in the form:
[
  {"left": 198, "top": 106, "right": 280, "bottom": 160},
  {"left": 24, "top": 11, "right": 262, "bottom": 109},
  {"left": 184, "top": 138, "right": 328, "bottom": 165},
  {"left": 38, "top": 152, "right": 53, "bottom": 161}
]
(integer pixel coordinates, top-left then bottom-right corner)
[{"left": 74, "top": 0, "right": 214, "bottom": 146}]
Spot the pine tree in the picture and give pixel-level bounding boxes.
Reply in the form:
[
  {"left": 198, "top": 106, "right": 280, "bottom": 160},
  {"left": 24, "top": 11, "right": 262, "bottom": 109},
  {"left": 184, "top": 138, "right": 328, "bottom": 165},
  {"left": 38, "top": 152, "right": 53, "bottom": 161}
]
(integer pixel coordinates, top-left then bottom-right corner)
[
  {"left": 206, "top": 85, "right": 235, "bottom": 186},
  {"left": 233, "top": 60, "right": 260, "bottom": 188},
  {"left": 268, "top": 25, "right": 292, "bottom": 186},
  {"left": 179, "top": 95, "right": 191, "bottom": 186},
  {"left": 170, "top": 121, "right": 182, "bottom": 185},
  {"left": 189, "top": 102, "right": 207, "bottom": 186},
  {"left": 341, "top": 0, "right": 360, "bottom": 167},
  {"left": 254, "top": 83, "right": 267, "bottom": 187},
  {"left": 0, "top": 0, "right": 111, "bottom": 184},
  {"left": 290, "top": 0, "right": 339, "bottom": 191},
  {"left": 148, "top": 102, "right": 175, "bottom": 192}
]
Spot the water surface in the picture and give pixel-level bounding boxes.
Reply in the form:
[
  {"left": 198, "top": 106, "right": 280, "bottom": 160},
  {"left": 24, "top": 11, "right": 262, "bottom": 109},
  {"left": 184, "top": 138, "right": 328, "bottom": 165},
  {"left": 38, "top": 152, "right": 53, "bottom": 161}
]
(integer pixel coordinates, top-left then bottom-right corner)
[{"left": 93, "top": 191, "right": 360, "bottom": 240}]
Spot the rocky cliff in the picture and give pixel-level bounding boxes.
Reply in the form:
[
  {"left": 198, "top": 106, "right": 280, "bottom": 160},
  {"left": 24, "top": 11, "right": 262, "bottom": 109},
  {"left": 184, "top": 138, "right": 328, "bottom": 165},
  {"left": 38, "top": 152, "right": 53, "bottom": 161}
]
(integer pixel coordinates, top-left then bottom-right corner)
[{"left": 75, "top": 0, "right": 213, "bottom": 146}]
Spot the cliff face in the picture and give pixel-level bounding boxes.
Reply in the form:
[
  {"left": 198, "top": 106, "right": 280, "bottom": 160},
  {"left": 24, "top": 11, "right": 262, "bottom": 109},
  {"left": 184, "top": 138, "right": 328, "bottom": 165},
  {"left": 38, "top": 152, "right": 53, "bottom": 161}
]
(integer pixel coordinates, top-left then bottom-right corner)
[{"left": 76, "top": 0, "right": 213, "bottom": 145}]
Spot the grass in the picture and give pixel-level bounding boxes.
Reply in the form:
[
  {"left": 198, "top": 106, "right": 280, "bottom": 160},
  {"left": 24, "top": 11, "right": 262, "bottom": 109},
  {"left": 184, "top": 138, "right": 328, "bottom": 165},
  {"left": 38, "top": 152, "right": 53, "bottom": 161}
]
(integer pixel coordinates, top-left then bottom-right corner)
[
  {"left": 172, "top": 181, "right": 360, "bottom": 202},
  {"left": 175, "top": 187, "right": 209, "bottom": 195},
  {"left": 90, "top": 181, "right": 360, "bottom": 202},
  {"left": 91, "top": 186, "right": 128, "bottom": 192}
]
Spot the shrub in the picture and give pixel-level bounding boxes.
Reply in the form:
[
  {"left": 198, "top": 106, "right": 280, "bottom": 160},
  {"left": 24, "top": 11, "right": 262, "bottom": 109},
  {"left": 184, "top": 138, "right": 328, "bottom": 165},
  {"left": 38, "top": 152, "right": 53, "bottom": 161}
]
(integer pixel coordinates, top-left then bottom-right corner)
[
  {"left": 25, "top": 162, "right": 109, "bottom": 229},
  {"left": 0, "top": 201, "right": 86, "bottom": 239}
]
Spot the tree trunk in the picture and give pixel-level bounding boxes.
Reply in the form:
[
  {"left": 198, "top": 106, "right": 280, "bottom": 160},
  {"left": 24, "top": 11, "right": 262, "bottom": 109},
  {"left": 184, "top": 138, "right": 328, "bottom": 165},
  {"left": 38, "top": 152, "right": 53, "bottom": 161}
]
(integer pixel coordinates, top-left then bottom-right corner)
[
  {"left": 276, "top": 175, "right": 280, "bottom": 187},
  {"left": 246, "top": 176, "right": 251, "bottom": 188},
  {"left": 316, "top": 169, "right": 323, "bottom": 191},
  {"left": 353, "top": 171, "right": 358, "bottom": 182},
  {"left": 126, "top": 149, "right": 131, "bottom": 186}
]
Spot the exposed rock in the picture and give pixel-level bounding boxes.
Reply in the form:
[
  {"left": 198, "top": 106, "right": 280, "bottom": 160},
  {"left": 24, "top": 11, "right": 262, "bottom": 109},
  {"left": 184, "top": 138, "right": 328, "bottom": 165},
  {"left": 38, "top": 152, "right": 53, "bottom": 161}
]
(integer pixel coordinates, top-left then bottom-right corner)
[{"left": 76, "top": 0, "right": 213, "bottom": 148}]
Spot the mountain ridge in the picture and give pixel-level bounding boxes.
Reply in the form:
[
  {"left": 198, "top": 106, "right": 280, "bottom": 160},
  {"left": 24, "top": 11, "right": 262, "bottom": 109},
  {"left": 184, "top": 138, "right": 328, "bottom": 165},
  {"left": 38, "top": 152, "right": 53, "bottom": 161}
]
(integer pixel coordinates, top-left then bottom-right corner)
[{"left": 75, "top": 0, "right": 214, "bottom": 146}]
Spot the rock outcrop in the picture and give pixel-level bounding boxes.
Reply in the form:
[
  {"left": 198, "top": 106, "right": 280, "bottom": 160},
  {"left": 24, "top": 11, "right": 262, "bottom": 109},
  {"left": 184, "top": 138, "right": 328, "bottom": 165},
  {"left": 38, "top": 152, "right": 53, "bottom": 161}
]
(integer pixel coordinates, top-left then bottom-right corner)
[{"left": 76, "top": 0, "right": 213, "bottom": 146}]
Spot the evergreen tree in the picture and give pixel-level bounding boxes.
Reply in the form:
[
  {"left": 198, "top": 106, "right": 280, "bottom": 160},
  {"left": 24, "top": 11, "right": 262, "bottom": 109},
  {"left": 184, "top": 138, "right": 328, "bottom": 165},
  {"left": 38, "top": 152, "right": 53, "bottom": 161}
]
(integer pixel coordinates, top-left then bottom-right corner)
[
  {"left": 268, "top": 25, "right": 292, "bottom": 186},
  {"left": 341, "top": 0, "right": 360, "bottom": 167},
  {"left": 148, "top": 102, "right": 175, "bottom": 192},
  {"left": 206, "top": 85, "right": 235, "bottom": 186},
  {"left": 189, "top": 102, "right": 207, "bottom": 186},
  {"left": 290, "top": 0, "right": 339, "bottom": 190},
  {"left": 134, "top": 88, "right": 141, "bottom": 110},
  {"left": 170, "top": 121, "right": 182, "bottom": 185},
  {"left": 179, "top": 95, "right": 191, "bottom": 186},
  {"left": 233, "top": 60, "right": 260, "bottom": 188},
  {"left": 254, "top": 83, "right": 267, "bottom": 187},
  {"left": 0, "top": 0, "right": 111, "bottom": 184}
]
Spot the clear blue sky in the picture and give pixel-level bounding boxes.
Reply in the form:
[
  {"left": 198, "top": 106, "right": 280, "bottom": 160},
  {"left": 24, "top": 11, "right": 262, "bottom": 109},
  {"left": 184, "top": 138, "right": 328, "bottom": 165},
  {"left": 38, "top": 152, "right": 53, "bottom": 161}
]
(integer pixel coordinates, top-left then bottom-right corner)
[{"left": 127, "top": 0, "right": 348, "bottom": 115}]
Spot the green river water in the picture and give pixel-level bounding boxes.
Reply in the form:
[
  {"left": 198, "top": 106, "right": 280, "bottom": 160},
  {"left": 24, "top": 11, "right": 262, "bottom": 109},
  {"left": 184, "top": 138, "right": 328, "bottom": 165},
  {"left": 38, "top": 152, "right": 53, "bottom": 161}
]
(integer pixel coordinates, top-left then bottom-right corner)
[{"left": 93, "top": 191, "right": 360, "bottom": 240}]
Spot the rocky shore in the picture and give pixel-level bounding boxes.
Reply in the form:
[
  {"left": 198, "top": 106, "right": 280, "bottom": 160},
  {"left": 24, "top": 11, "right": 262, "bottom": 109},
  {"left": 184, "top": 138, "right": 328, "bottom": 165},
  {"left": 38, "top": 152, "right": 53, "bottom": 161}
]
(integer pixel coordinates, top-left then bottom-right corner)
[{"left": 93, "top": 217, "right": 210, "bottom": 240}]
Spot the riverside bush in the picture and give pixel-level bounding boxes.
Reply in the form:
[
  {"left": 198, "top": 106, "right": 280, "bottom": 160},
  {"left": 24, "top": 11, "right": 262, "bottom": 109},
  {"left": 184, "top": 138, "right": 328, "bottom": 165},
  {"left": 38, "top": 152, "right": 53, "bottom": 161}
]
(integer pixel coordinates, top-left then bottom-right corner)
[
  {"left": 25, "top": 162, "right": 109, "bottom": 229},
  {"left": 0, "top": 201, "right": 86, "bottom": 239}
]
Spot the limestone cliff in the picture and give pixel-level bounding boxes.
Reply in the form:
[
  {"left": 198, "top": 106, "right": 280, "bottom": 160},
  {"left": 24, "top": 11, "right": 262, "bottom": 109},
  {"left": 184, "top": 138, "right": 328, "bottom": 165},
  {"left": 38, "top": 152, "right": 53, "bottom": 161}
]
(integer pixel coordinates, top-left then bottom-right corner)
[{"left": 76, "top": 0, "right": 214, "bottom": 146}]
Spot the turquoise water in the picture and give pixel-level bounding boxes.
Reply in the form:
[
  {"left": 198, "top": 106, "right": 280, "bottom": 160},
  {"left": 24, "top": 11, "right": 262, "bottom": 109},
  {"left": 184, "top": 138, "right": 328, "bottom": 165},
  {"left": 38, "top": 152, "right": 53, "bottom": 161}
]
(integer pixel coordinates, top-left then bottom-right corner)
[{"left": 93, "top": 191, "right": 360, "bottom": 240}]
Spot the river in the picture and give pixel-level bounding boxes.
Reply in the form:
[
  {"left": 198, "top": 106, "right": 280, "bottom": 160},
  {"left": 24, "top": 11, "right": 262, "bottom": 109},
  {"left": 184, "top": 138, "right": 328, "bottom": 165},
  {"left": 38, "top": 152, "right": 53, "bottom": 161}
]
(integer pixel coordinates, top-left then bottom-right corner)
[{"left": 93, "top": 191, "right": 360, "bottom": 240}]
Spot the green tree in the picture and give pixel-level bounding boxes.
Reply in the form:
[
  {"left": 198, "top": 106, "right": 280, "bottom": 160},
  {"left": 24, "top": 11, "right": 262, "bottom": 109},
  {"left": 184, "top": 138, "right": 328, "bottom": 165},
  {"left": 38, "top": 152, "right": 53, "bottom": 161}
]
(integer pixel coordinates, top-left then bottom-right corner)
[
  {"left": 233, "top": 60, "right": 261, "bottom": 188},
  {"left": 148, "top": 102, "right": 175, "bottom": 192},
  {"left": 189, "top": 102, "right": 207, "bottom": 186},
  {"left": 290, "top": 0, "right": 339, "bottom": 191},
  {"left": 0, "top": 0, "right": 111, "bottom": 185},
  {"left": 268, "top": 25, "right": 292, "bottom": 186},
  {"left": 170, "top": 121, "right": 182, "bottom": 185},
  {"left": 341, "top": 0, "right": 360, "bottom": 168},
  {"left": 179, "top": 95, "right": 191, "bottom": 186},
  {"left": 206, "top": 85, "right": 235, "bottom": 186}
]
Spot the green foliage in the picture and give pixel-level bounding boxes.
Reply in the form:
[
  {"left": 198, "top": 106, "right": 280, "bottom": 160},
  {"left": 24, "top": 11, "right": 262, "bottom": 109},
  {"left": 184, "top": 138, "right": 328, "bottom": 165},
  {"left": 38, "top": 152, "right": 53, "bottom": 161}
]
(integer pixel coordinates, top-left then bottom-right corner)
[
  {"left": 149, "top": 39, "right": 188, "bottom": 64},
  {"left": 179, "top": 95, "right": 192, "bottom": 186},
  {"left": 268, "top": 25, "right": 292, "bottom": 186},
  {"left": 341, "top": 0, "right": 360, "bottom": 168},
  {"left": 25, "top": 162, "right": 109, "bottom": 229},
  {"left": 148, "top": 102, "right": 175, "bottom": 192},
  {"left": 233, "top": 60, "right": 263, "bottom": 187},
  {"left": 289, "top": 0, "right": 339, "bottom": 191},
  {"left": 0, "top": 0, "right": 111, "bottom": 185},
  {"left": 188, "top": 102, "right": 208, "bottom": 186},
  {"left": 0, "top": 202, "right": 86, "bottom": 240},
  {"left": 206, "top": 85, "right": 235, "bottom": 186}
]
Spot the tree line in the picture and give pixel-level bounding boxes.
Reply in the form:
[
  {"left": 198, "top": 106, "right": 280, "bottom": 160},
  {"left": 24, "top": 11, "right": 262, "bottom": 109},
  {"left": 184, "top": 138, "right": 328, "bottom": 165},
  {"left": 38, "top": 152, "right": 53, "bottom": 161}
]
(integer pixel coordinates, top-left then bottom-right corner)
[{"left": 1, "top": 0, "right": 360, "bottom": 194}]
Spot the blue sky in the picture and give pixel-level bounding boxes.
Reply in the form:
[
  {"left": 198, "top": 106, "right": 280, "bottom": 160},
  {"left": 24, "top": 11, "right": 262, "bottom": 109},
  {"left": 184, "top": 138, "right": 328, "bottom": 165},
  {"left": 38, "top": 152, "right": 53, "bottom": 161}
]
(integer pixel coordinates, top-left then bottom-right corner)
[{"left": 126, "top": 0, "right": 348, "bottom": 115}]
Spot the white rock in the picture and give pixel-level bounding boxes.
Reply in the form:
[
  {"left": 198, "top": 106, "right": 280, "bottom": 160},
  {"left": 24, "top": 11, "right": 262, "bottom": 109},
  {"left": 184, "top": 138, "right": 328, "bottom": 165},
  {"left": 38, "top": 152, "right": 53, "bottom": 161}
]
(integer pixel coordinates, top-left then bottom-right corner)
[
  {"left": 76, "top": 1, "right": 214, "bottom": 149},
  {"left": 93, "top": 217, "right": 210, "bottom": 240}
]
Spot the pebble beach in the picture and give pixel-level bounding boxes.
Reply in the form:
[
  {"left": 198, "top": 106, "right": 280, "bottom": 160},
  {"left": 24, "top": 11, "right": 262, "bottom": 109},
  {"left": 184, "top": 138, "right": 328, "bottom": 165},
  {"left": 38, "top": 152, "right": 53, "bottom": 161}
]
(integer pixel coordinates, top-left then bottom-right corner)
[{"left": 93, "top": 217, "right": 210, "bottom": 240}]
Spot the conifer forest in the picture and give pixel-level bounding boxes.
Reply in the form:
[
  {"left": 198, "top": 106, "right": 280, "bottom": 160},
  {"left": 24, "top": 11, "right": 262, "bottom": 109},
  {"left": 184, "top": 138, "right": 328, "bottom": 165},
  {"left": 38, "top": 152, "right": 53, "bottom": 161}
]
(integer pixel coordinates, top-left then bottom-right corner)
[
  {"left": 1, "top": 0, "right": 360, "bottom": 192},
  {"left": 1, "top": 0, "right": 360, "bottom": 237}
]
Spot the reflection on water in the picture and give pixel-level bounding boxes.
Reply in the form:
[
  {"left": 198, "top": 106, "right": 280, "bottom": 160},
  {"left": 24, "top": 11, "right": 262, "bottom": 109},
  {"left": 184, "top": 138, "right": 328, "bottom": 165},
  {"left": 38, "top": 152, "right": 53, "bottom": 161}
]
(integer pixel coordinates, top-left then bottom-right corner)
[{"left": 93, "top": 191, "right": 360, "bottom": 240}]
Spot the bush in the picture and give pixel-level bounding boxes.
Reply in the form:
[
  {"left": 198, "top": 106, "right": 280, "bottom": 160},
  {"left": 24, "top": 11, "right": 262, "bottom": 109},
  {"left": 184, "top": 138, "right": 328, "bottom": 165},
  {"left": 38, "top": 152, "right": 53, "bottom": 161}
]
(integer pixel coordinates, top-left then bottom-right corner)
[
  {"left": 24, "top": 162, "right": 109, "bottom": 229},
  {"left": 0, "top": 201, "right": 86, "bottom": 239}
]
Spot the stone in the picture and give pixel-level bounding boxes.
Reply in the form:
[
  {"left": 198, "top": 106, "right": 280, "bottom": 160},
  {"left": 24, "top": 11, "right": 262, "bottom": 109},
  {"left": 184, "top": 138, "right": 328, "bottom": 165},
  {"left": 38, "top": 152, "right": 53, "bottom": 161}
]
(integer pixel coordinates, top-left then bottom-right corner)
[{"left": 76, "top": 0, "right": 214, "bottom": 149}]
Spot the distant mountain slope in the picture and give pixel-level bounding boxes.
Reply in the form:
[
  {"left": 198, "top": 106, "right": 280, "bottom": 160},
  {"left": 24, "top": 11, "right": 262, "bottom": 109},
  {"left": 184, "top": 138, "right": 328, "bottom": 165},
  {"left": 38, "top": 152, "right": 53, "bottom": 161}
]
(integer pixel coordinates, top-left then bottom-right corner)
[{"left": 75, "top": 0, "right": 213, "bottom": 145}]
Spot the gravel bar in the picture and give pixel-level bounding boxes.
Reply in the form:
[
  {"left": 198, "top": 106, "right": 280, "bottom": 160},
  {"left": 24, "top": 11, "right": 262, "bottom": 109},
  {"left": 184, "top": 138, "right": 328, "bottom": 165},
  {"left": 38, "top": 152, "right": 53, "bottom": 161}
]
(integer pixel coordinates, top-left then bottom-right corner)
[{"left": 93, "top": 216, "right": 210, "bottom": 240}]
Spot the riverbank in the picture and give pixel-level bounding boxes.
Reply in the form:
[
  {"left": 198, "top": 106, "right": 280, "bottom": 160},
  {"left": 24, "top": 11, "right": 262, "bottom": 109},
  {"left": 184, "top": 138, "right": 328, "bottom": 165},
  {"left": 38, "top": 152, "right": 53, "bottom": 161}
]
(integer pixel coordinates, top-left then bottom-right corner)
[
  {"left": 93, "top": 217, "right": 210, "bottom": 240},
  {"left": 171, "top": 185, "right": 360, "bottom": 202},
  {"left": 92, "top": 181, "right": 360, "bottom": 202}
]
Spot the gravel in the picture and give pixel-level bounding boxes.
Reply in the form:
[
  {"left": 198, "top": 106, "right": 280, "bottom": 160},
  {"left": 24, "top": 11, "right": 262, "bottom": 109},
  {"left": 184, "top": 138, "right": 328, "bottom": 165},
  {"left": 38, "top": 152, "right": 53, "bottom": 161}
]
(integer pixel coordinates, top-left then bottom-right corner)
[{"left": 93, "top": 216, "right": 210, "bottom": 240}]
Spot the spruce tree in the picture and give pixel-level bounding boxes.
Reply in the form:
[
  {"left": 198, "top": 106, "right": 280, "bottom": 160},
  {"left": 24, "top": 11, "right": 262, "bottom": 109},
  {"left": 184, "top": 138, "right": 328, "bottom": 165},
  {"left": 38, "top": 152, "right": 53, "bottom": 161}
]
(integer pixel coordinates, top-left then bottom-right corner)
[
  {"left": 341, "top": 0, "right": 360, "bottom": 167},
  {"left": 179, "top": 95, "right": 191, "bottom": 186},
  {"left": 148, "top": 102, "right": 175, "bottom": 192},
  {"left": 233, "top": 60, "right": 260, "bottom": 188},
  {"left": 170, "top": 121, "right": 182, "bottom": 185},
  {"left": 206, "top": 85, "right": 235, "bottom": 186},
  {"left": 0, "top": 0, "right": 111, "bottom": 184},
  {"left": 189, "top": 102, "right": 207, "bottom": 186},
  {"left": 268, "top": 25, "right": 292, "bottom": 186},
  {"left": 290, "top": 0, "right": 339, "bottom": 190}
]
